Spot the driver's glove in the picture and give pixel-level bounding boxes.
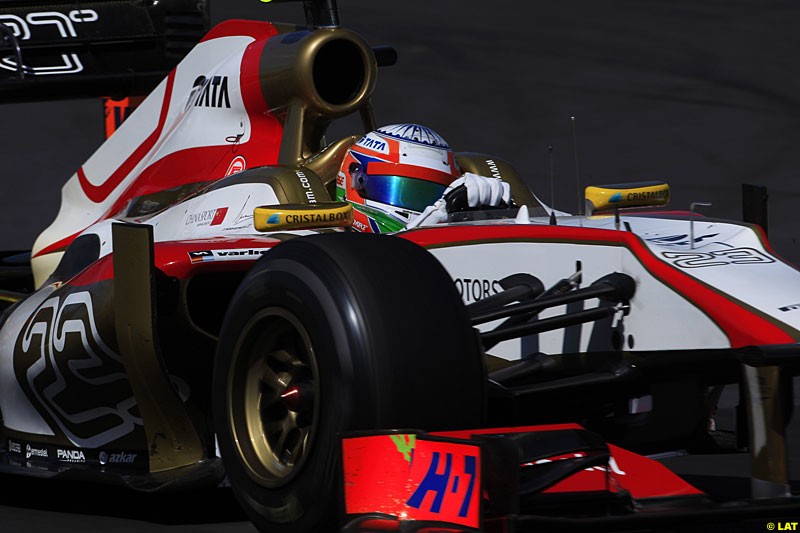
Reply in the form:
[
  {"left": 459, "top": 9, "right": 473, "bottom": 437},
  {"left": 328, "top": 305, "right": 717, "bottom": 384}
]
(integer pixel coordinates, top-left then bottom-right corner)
[{"left": 407, "top": 173, "right": 511, "bottom": 229}]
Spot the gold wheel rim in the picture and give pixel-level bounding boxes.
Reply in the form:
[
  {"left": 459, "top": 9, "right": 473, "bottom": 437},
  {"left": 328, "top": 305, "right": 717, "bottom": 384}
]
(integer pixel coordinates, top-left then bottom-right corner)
[{"left": 227, "top": 308, "right": 319, "bottom": 487}]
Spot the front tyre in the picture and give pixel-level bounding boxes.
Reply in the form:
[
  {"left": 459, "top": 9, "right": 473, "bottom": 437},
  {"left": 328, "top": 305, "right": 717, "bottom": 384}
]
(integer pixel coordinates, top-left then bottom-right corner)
[{"left": 213, "top": 233, "right": 485, "bottom": 532}]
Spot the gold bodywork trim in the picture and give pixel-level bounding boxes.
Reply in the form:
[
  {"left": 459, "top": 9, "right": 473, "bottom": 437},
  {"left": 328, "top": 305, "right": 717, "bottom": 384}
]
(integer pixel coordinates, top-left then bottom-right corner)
[
  {"left": 112, "top": 223, "right": 204, "bottom": 473},
  {"left": 0, "top": 289, "right": 25, "bottom": 307},
  {"left": 455, "top": 152, "right": 540, "bottom": 209},
  {"left": 260, "top": 28, "right": 377, "bottom": 165},
  {"left": 742, "top": 365, "right": 790, "bottom": 497},
  {"left": 303, "top": 135, "right": 357, "bottom": 191}
]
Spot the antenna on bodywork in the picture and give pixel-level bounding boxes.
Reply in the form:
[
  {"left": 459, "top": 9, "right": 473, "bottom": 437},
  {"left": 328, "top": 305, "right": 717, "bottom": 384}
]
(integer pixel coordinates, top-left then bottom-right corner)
[
  {"left": 548, "top": 145, "right": 557, "bottom": 225},
  {"left": 571, "top": 116, "right": 582, "bottom": 217},
  {"left": 262, "top": 0, "right": 341, "bottom": 27},
  {"left": 690, "top": 202, "right": 712, "bottom": 249},
  {"left": 302, "top": 0, "right": 340, "bottom": 27}
]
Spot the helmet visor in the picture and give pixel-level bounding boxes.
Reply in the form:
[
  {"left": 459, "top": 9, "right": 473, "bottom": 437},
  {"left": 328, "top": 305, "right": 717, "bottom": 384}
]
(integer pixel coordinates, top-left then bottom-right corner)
[{"left": 356, "top": 174, "right": 446, "bottom": 213}]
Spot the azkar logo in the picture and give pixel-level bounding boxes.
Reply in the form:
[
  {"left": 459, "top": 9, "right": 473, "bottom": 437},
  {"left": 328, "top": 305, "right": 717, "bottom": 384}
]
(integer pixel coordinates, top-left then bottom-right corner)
[
  {"left": 190, "top": 75, "right": 231, "bottom": 109},
  {"left": 99, "top": 451, "right": 136, "bottom": 465}
]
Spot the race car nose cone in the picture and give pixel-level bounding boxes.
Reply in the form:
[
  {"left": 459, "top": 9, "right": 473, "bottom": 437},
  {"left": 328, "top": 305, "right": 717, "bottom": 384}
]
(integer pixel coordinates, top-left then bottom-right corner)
[{"left": 280, "top": 382, "right": 314, "bottom": 413}]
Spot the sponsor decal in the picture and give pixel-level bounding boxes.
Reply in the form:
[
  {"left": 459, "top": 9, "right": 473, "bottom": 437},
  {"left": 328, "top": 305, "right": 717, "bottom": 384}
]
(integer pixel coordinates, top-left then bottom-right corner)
[
  {"left": 26, "top": 444, "right": 48, "bottom": 459},
  {"left": 225, "top": 156, "right": 246, "bottom": 177},
  {"left": 214, "top": 249, "right": 269, "bottom": 257},
  {"left": 187, "top": 248, "right": 271, "bottom": 263},
  {"left": 211, "top": 207, "right": 228, "bottom": 226},
  {"left": 0, "top": 10, "right": 99, "bottom": 76},
  {"left": 8, "top": 441, "right": 21, "bottom": 454},
  {"left": 485, "top": 159, "right": 502, "bottom": 179},
  {"left": 336, "top": 172, "right": 345, "bottom": 188},
  {"left": 296, "top": 171, "right": 317, "bottom": 204},
  {"left": 356, "top": 135, "right": 388, "bottom": 153},
  {"left": 190, "top": 75, "right": 231, "bottom": 109},
  {"left": 99, "top": 451, "right": 137, "bottom": 465},
  {"left": 189, "top": 250, "right": 214, "bottom": 263},
  {"left": 779, "top": 303, "right": 800, "bottom": 313},
  {"left": 254, "top": 203, "right": 353, "bottom": 231},
  {"left": 343, "top": 435, "right": 480, "bottom": 529},
  {"left": 282, "top": 212, "right": 349, "bottom": 225},
  {"left": 454, "top": 278, "right": 502, "bottom": 303},
  {"left": 57, "top": 449, "right": 86, "bottom": 463},
  {"left": 221, "top": 224, "right": 253, "bottom": 232},
  {"left": 661, "top": 247, "right": 775, "bottom": 268},
  {"left": 352, "top": 219, "right": 369, "bottom": 232},
  {"left": 625, "top": 190, "right": 667, "bottom": 202},
  {"left": 223, "top": 196, "right": 256, "bottom": 232},
  {"left": 185, "top": 207, "right": 228, "bottom": 227},
  {"left": 646, "top": 233, "right": 720, "bottom": 247}
]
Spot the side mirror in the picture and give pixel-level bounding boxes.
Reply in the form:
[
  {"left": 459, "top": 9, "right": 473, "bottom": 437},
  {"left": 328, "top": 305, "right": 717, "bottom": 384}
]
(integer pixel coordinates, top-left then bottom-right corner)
[{"left": 585, "top": 181, "right": 670, "bottom": 215}]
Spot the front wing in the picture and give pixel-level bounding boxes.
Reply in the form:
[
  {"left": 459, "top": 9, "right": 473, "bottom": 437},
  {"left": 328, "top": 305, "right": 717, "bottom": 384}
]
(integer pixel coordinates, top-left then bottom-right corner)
[{"left": 341, "top": 424, "right": 800, "bottom": 532}]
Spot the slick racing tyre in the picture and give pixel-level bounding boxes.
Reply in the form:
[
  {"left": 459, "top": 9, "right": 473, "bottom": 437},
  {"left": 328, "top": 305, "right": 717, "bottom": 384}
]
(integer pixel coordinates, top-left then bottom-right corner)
[{"left": 213, "top": 232, "right": 485, "bottom": 532}]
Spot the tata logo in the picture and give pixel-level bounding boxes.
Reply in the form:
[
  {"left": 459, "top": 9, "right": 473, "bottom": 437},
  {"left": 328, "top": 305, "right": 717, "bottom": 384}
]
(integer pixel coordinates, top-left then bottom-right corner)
[
  {"left": 191, "top": 75, "right": 231, "bottom": 109},
  {"left": 356, "top": 136, "right": 387, "bottom": 152}
]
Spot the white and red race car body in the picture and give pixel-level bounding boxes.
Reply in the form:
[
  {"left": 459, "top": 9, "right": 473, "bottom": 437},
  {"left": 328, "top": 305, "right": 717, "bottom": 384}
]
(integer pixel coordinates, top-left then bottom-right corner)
[{"left": 2, "top": 6, "right": 800, "bottom": 531}]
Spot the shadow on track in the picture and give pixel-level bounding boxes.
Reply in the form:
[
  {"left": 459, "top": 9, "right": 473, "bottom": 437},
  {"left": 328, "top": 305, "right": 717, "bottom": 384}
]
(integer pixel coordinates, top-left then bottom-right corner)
[{"left": 0, "top": 473, "right": 250, "bottom": 527}]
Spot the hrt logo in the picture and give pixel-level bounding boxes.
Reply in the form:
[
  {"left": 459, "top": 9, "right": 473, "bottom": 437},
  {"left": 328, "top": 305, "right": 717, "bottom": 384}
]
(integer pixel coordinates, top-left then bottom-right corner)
[
  {"left": 225, "top": 156, "right": 246, "bottom": 177},
  {"left": 191, "top": 75, "right": 231, "bottom": 109}
]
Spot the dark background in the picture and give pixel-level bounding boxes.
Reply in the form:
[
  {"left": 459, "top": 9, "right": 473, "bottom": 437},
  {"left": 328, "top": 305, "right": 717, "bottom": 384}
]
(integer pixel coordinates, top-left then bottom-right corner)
[
  {"left": 0, "top": 3, "right": 798, "bottom": 530},
  {"left": 1, "top": 0, "right": 798, "bottom": 264}
]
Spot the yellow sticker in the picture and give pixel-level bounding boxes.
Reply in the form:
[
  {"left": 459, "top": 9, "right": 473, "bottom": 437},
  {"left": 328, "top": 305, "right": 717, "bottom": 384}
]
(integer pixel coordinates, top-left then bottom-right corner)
[
  {"left": 253, "top": 202, "right": 354, "bottom": 231},
  {"left": 585, "top": 181, "right": 670, "bottom": 213}
]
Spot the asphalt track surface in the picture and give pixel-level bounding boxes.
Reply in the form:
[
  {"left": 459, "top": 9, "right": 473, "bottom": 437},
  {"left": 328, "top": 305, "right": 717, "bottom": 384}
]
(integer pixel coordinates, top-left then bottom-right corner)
[{"left": 1, "top": 0, "right": 800, "bottom": 531}]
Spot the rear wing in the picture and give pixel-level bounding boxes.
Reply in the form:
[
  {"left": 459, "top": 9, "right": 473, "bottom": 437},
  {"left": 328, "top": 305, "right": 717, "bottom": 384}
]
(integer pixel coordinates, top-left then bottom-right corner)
[{"left": 0, "top": 0, "right": 209, "bottom": 101}]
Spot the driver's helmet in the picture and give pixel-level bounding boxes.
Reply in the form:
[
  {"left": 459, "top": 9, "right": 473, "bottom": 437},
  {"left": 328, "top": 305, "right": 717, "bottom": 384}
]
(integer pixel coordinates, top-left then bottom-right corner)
[{"left": 337, "top": 124, "right": 459, "bottom": 233}]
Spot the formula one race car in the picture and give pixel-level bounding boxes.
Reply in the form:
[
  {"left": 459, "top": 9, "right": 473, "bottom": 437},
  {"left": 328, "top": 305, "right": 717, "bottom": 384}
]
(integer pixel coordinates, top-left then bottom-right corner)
[{"left": 2, "top": 1, "right": 800, "bottom": 531}]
